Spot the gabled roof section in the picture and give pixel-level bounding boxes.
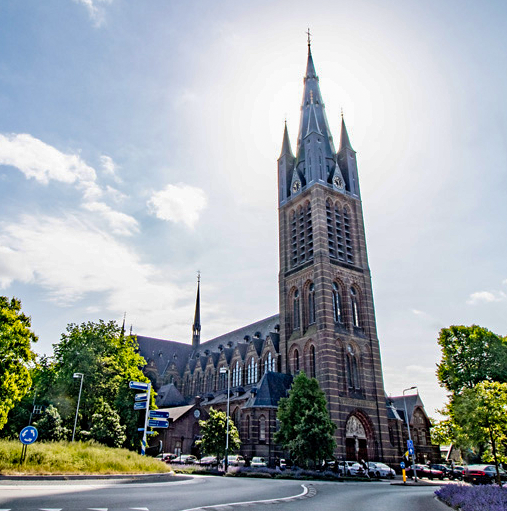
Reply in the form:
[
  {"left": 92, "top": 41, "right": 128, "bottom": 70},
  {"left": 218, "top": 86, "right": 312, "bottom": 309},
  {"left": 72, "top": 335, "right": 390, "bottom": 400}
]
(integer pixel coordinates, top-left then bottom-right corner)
[
  {"left": 339, "top": 115, "right": 354, "bottom": 152},
  {"left": 389, "top": 393, "right": 425, "bottom": 423},
  {"left": 244, "top": 372, "right": 293, "bottom": 409},
  {"left": 136, "top": 335, "right": 192, "bottom": 375},
  {"left": 155, "top": 383, "right": 187, "bottom": 407},
  {"left": 158, "top": 404, "right": 194, "bottom": 422},
  {"left": 279, "top": 121, "right": 294, "bottom": 159}
]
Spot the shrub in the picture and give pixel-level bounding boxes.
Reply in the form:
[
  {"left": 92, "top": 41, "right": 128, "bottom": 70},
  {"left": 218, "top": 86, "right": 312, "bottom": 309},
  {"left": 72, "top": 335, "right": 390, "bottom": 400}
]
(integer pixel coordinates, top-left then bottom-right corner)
[{"left": 435, "top": 483, "right": 507, "bottom": 511}]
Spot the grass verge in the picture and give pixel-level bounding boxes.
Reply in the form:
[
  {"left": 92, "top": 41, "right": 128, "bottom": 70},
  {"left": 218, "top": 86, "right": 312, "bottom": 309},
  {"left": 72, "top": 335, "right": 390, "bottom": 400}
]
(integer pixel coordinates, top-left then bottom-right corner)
[{"left": 0, "top": 439, "right": 172, "bottom": 475}]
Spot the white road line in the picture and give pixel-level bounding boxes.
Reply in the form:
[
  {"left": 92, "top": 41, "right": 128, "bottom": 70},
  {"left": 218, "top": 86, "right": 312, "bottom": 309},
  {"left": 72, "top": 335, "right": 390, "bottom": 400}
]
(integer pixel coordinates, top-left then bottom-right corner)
[
  {"left": 39, "top": 509, "right": 63, "bottom": 511},
  {"left": 130, "top": 508, "right": 150, "bottom": 510},
  {"left": 88, "top": 508, "right": 109, "bottom": 511},
  {"left": 178, "top": 484, "right": 312, "bottom": 511}
]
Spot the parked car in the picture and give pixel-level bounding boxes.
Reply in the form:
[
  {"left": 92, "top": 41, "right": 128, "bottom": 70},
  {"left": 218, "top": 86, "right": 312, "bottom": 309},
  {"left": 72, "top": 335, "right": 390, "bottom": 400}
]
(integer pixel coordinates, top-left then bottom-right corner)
[
  {"left": 337, "top": 461, "right": 367, "bottom": 477},
  {"left": 449, "top": 465, "right": 465, "bottom": 480},
  {"left": 250, "top": 457, "right": 268, "bottom": 468},
  {"left": 405, "top": 464, "right": 444, "bottom": 480},
  {"left": 464, "top": 464, "right": 507, "bottom": 485},
  {"left": 154, "top": 452, "right": 174, "bottom": 462},
  {"left": 200, "top": 456, "right": 218, "bottom": 466},
  {"left": 430, "top": 464, "right": 450, "bottom": 478},
  {"left": 367, "top": 462, "right": 396, "bottom": 479},
  {"left": 172, "top": 454, "right": 198, "bottom": 464},
  {"left": 226, "top": 455, "right": 246, "bottom": 466}
]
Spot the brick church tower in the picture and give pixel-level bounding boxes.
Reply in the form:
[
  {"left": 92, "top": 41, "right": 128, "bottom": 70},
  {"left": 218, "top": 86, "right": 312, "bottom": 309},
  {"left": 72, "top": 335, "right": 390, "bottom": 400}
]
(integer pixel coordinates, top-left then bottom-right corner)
[{"left": 277, "top": 40, "right": 395, "bottom": 461}]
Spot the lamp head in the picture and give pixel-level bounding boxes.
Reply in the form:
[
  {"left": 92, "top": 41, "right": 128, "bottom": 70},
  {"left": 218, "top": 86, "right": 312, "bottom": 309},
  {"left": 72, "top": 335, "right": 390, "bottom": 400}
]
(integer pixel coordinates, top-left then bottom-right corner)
[{"left": 73, "top": 372, "right": 83, "bottom": 379}]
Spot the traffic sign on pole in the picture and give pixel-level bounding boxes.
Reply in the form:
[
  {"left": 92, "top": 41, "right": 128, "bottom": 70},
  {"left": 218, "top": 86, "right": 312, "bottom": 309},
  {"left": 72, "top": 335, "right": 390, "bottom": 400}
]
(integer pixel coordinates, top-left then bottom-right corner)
[
  {"left": 129, "top": 381, "right": 149, "bottom": 391},
  {"left": 134, "top": 401, "right": 147, "bottom": 411},
  {"left": 149, "top": 410, "right": 169, "bottom": 419},
  {"left": 135, "top": 392, "right": 148, "bottom": 402},
  {"left": 148, "top": 418, "right": 169, "bottom": 429},
  {"left": 20, "top": 426, "right": 38, "bottom": 445}
]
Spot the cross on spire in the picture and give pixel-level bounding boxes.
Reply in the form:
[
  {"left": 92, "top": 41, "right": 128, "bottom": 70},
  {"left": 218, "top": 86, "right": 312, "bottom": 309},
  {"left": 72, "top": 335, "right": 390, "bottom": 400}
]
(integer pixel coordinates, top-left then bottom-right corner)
[{"left": 306, "top": 27, "right": 312, "bottom": 50}]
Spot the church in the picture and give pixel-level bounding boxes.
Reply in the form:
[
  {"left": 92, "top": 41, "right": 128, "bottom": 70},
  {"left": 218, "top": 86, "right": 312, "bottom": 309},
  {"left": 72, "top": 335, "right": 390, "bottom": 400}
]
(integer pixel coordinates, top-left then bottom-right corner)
[{"left": 137, "top": 40, "right": 438, "bottom": 466}]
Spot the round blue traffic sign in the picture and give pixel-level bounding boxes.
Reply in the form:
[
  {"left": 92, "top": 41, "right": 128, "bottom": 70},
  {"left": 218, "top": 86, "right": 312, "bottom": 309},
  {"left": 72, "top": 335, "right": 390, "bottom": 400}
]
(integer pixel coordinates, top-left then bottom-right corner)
[
  {"left": 20, "top": 426, "right": 38, "bottom": 445},
  {"left": 400, "top": 462, "right": 406, "bottom": 469}
]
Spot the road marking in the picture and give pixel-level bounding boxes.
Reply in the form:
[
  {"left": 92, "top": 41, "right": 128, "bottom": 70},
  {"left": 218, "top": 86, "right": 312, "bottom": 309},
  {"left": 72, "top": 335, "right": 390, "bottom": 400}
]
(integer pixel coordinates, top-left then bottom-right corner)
[
  {"left": 88, "top": 508, "right": 109, "bottom": 511},
  {"left": 40, "top": 509, "right": 62, "bottom": 511},
  {"left": 178, "top": 483, "right": 314, "bottom": 511},
  {"left": 130, "top": 508, "right": 150, "bottom": 510}
]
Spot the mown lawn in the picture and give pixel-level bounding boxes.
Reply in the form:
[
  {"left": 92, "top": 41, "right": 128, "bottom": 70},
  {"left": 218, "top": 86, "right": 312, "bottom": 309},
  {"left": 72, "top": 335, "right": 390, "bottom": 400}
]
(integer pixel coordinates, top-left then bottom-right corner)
[{"left": 0, "top": 440, "right": 172, "bottom": 475}]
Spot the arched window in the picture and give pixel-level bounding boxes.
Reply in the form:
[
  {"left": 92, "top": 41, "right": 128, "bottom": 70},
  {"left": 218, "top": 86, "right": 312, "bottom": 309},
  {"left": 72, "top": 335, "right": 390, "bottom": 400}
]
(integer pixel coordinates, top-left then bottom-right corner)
[
  {"left": 346, "top": 345, "right": 361, "bottom": 390},
  {"left": 309, "top": 345, "right": 316, "bottom": 378},
  {"left": 343, "top": 207, "right": 353, "bottom": 264},
  {"left": 332, "top": 282, "right": 343, "bottom": 323},
  {"left": 259, "top": 415, "right": 266, "bottom": 441},
  {"left": 350, "top": 287, "right": 360, "bottom": 327},
  {"left": 308, "top": 283, "right": 316, "bottom": 325},
  {"left": 264, "top": 352, "right": 275, "bottom": 374},
  {"left": 293, "top": 289, "right": 300, "bottom": 330},
  {"left": 247, "top": 358, "right": 257, "bottom": 384},
  {"left": 294, "top": 349, "right": 300, "bottom": 373}
]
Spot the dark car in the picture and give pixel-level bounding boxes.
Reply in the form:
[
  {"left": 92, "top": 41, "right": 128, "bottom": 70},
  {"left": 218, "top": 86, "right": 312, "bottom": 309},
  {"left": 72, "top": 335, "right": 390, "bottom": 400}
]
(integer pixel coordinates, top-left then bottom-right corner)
[
  {"left": 406, "top": 464, "right": 444, "bottom": 480},
  {"left": 449, "top": 465, "right": 465, "bottom": 480},
  {"left": 430, "top": 464, "right": 450, "bottom": 478},
  {"left": 464, "top": 464, "right": 507, "bottom": 485}
]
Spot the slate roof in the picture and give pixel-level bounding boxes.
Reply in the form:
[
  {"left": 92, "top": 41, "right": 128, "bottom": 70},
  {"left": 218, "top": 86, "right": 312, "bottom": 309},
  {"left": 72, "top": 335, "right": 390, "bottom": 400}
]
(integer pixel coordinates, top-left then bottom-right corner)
[
  {"left": 244, "top": 372, "right": 293, "bottom": 409},
  {"left": 136, "top": 335, "right": 192, "bottom": 374},
  {"left": 389, "top": 393, "right": 424, "bottom": 423},
  {"left": 155, "top": 383, "right": 187, "bottom": 407},
  {"left": 158, "top": 404, "right": 194, "bottom": 422}
]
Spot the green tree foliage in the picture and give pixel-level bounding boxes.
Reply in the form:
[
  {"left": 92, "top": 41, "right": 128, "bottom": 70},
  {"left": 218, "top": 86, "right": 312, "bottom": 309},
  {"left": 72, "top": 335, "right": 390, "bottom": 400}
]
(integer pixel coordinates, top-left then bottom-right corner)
[
  {"left": 34, "top": 404, "right": 68, "bottom": 441},
  {"left": 275, "top": 371, "right": 336, "bottom": 468},
  {"left": 35, "top": 320, "right": 149, "bottom": 449},
  {"left": 436, "top": 325, "right": 507, "bottom": 394},
  {"left": 0, "top": 296, "right": 37, "bottom": 431},
  {"left": 453, "top": 381, "right": 507, "bottom": 484},
  {"left": 89, "top": 400, "right": 127, "bottom": 448},
  {"left": 197, "top": 407, "right": 240, "bottom": 461}
]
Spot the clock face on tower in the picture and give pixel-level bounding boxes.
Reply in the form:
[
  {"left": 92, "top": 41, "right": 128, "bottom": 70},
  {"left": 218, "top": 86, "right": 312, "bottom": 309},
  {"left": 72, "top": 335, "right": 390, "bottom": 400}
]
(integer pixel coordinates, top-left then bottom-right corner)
[
  {"left": 292, "top": 180, "right": 301, "bottom": 193},
  {"left": 333, "top": 176, "right": 344, "bottom": 190}
]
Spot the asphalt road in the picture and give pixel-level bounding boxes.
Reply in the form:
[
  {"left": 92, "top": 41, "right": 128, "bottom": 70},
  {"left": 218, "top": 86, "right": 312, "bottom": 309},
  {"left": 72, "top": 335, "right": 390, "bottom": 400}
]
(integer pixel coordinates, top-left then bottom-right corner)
[{"left": 0, "top": 475, "right": 449, "bottom": 511}]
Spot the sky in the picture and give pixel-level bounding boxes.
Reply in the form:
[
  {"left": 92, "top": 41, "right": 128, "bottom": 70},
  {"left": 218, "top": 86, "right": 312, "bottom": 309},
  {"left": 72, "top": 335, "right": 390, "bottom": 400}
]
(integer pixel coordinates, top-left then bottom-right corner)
[{"left": 1, "top": 0, "right": 506, "bottom": 420}]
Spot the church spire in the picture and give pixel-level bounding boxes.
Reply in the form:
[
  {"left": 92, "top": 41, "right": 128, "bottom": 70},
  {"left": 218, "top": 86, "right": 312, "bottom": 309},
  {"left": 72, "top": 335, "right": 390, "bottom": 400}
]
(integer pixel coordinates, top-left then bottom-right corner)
[
  {"left": 295, "top": 35, "right": 336, "bottom": 185},
  {"left": 192, "top": 272, "right": 201, "bottom": 349}
]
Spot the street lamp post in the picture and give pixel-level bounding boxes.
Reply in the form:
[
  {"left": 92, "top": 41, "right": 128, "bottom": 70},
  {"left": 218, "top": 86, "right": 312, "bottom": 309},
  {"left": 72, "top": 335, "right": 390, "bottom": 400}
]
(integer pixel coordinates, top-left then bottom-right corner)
[
  {"left": 220, "top": 367, "right": 231, "bottom": 472},
  {"left": 403, "top": 386, "right": 418, "bottom": 482},
  {"left": 72, "top": 372, "right": 84, "bottom": 442}
]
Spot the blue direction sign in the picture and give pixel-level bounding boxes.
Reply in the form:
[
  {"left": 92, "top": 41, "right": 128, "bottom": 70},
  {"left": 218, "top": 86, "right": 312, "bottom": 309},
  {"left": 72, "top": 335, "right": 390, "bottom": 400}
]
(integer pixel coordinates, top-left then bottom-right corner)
[
  {"left": 134, "top": 401, "right": 147, "bottom": 411},
  {"left": 129, "top": 381, "right": 149, "bottom": 391},
  {"left": 407, "top": 439, "right": 414, "bottom": 455},
  {"left": 148, "top": 418, "right": 169, "bottom": 429},
  {"left": 135, "top": 392, "right": 148, "bottom": 402},
  {"left": 149, "top": 410, "right": 169, "bottom": 419},
  {"left": 20, "top": 426, "right": 38, "bottom": 445}
]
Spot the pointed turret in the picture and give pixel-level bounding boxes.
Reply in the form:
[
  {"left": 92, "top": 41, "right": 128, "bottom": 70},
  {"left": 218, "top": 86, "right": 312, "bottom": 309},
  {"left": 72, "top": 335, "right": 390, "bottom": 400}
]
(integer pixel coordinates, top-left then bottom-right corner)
[
  {"left": 279, "top": 120, "right": 294, "bottom": 158},
  {"left": 339, "top": 115, "right": 354, "bottom": 152},
  {"left": 192, "top": 273, "right": 201, "bottom": 349},
  {"left": 337, "top": 114, "right": 360, "bottom": 198},
  {"left": 278, "top": 121, "right": 296, "bottom": 204}
]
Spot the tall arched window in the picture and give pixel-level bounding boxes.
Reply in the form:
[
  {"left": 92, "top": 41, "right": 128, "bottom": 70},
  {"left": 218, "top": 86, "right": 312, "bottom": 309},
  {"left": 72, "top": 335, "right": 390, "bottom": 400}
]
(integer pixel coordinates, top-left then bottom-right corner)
[
  {"left": 350, "top": 287, "right": 360, "bottom": 327},
  {"left": 247, "top": 358, "right": 257, "bottom": 384},
  {"left": 294, "top": 349, "right": 300, "bottom": 373},
  {"left": 346, "top": 345, "right": 360, "bottom": 390},
  {"left": 309, "top": 345, "right": 316, "bottom": 378},
  {"left": 343, "top": 207, "right": 353, "bottom": 264},
  {"left": 293, "top": 289, "right": 300, "bottom": 330},
  {"left": 332, "top": 282, "right": 343, "bottom": 323},
  {"left": 308, "top": 283, "right": 316, "bottom": 325},
  {"left": 259, "top": 415, "right": 266, "bottom": 441}
]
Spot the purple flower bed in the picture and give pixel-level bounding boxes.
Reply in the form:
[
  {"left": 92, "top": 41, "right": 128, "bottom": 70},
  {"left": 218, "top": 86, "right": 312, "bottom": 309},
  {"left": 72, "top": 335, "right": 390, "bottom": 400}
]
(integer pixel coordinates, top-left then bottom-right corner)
[{"left": 435, "top": 483, "right": 507, "bottom": 511}]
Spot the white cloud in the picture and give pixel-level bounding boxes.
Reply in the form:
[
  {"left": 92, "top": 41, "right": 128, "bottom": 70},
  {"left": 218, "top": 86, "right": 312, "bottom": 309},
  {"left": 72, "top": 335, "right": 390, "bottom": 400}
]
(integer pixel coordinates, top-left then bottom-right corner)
[
  {"left": 147, "top": 183, "right": 207, "bottom": 229},
  {"left": 100, "top": 155, "right": 122, "bottom": 183},
  {"left": 81, "top": 201, "right": 139, "bottom": 236},
  {"left": 467, "top": 290, "right": 507, "bottom": 305},
  {"left": 0, "top": 133, "right": 96, "bottom": 186},
  {"left": 74, "top": 0, "right": 113, "bottom": 27}
]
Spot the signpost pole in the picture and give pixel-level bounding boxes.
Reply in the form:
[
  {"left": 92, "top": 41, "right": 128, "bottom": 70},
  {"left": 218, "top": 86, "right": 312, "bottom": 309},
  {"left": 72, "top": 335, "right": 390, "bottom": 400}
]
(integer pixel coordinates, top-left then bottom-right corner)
[
  {"left": 403, "top": 386, "right": 418, "bottom": 482},
  {"left": 141, "top": 383, "right": 151, "bottom": 455}
]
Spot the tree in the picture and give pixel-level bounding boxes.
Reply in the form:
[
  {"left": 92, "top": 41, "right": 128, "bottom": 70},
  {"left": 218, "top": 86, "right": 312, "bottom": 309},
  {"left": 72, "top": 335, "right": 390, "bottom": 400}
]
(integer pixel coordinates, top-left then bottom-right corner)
[
  {"left": 89, "top": 400, "right": 126, "bottom": 448},
  {"left": 275, "top": 371, "right": 336, "bottom": 468},
  {"left": 197, "top": 408, "right": 240, "bottom": 462},
  {"left": 37, "top": 320, "right": 149, "bottom": 449},
  {"left": 453, "top": 381, "right": 507, "bottom": 485},
  {"left": 436, "top": 325, "right": 507, "bottom": 394},
  {"left": 34, "top": 404, "right": 68, "bottom": 441},
  {"left": 0, "top": 296, "right": 37, "bottom": 431}
]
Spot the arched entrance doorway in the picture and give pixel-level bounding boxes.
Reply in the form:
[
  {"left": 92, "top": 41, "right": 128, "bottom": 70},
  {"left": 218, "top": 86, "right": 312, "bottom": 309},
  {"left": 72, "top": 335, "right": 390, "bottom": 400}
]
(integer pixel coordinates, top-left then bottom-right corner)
[{"left": 345, "top": 415, "right": 369, "bottom": 461}]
